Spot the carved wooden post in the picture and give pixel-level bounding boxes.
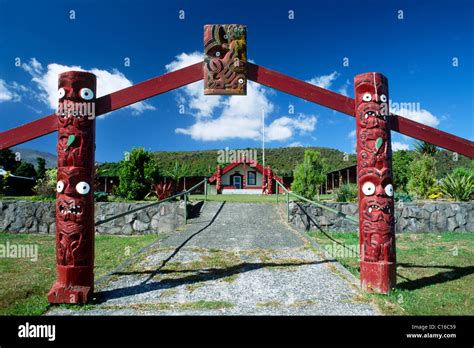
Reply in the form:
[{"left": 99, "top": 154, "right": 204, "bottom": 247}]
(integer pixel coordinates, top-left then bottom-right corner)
[
  {"left": 204, "top": 24, "right": 247, "bottom": 95},
  {"left": 267, "top": 166, "right": 273, "bottom": 195},
  {"left": 354, "top": 72, "right": 396, "bottom": 294},
  {"left": 216, "top": 165, "right": 221, "bottom": 193},
  {"left": 48, "top": 71, "right": 96, "bottom": 303}
]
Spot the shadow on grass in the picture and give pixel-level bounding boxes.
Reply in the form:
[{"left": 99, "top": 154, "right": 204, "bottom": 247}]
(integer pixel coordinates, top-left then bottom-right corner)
[
  {"left": 396, "top": 263, "right": 474, "bottom": 291},
  {"left": 94, "top": 259, "right": 335, "bottom": 304}
]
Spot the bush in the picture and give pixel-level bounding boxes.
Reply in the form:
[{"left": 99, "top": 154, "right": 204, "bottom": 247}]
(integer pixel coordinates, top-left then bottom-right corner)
[
  {"left": 439, "top": 173, "right": 474, "bottom": 201},
  {"left": 33, "top": 168, "right": 57, "bottom": 198},
  {"left": 394, "top": 192, "right": 413, "bottom": 202},
  {"left": 94, "top": 191, "right": 109, "bottom": 202},
  {"left": 335, "top": 183, "right": 358, "bottom": 202},
  {"left": 116, "top": 148, "right": 160, "bottom": 200},
  {"left": 407, "top": 155, "right": 437, "bottom": 199},
  {"left": 291, "top": 150, "right": 327, "bottom": 201}
]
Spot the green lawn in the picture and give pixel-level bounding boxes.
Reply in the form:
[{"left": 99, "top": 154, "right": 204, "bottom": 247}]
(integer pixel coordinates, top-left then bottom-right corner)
[
  {"left": 0, "top": 232, "right": 158, "bottom": 315},
  {"left": 190, "top": 193, "right": 334, "bottom": 203},
  {"left": 308, "top": 231, "right": 474, "bottom": 315}
]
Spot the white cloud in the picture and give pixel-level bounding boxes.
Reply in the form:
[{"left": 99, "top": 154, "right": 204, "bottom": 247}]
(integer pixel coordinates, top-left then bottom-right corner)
[
  {"left": 392, "top": 142, "right": 410, "bottom": 151},
  {"left": 394, "top": 108, "right": 440, "bottom": 127},
  {"left": 307, "top": 71, "right": 340, "bottom": 89},
  {"left": 288, "top": 141, "right": 303, "bottom": 147},
  {"left": 348, "top": 130, "right": 356, "bottom": 138},
  {"left": 165, "top": 51, "right": 221, "bottom": 118},
  {"left": 266, "top": 114, "right": 317, "bottom": 141},
  {"left": 21, "top": 58, "right": 154, "bottom": 115},
  {"left": 167, "top": 52, "right": 318, "bottom": 142},
  {"left": 0, "top": 79, "right": 23, "bottom": 102}
]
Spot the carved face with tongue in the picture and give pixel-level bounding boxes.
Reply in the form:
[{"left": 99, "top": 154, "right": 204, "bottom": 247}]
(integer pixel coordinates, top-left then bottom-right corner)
[
  {"left": 56, "top": 167, "right": 91, "bottom": 223},
  {"left": 355, "top": 74, "right": 389, "bottom": 129}
]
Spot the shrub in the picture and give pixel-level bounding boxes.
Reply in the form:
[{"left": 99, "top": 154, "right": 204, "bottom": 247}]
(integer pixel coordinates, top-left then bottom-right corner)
[
  {"left": 33, "top": 168, "right": 57, "bottom": 198},
  {"left": 407, "top": 155, "right": 437, "bottom": 198},
  {"left": 152, "top": 181, "right": 173, "bottom": 200},
  {"left": 335, "top": 183, "right": 358, "bottom": 202},
  {"left": 94, "top": 191, "right": 109, "bottom": 202},
  {"left": 291, "top": 150, "right": 327, "bottom": 201},
  {"left": 116, "top": 148, "right": 160, "bottom": 200},
  {"left": 439, "top": 174, "right": 474, "bottom": 201},
  {"left": 394, "top": 192, "right": 413, "bottom": 202}
]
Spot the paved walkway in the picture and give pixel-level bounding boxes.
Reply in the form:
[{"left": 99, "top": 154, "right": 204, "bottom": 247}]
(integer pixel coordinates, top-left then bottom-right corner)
[{"left": 48, "top": 201, "right": 379, "bottom": 315}]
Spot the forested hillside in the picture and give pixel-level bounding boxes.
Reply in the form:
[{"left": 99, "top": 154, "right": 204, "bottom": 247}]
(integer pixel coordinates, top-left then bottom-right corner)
[{"left": 97, "top": 147, "right": 472, "bottom": 178}]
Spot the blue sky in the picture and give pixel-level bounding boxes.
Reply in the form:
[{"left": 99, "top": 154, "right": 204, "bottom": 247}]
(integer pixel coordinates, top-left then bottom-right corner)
[{"left": 0, "top": 0, "right": 472, "bottom": 163}]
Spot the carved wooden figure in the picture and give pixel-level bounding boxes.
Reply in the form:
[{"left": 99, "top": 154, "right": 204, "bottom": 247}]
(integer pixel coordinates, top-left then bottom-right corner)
[
  {"left": 204, "top": 24, "right": 247, "bottom": 95},
  {"left": 354, "top": 72, "right": 396, "bottom": 294},
  {"left": 48, "top": 71, "right": 96, "bottom": 304}
]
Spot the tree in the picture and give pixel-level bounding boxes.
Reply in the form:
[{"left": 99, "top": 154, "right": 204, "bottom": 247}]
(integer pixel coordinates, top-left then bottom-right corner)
[
  {"left": 13, "top": 162, "right": 37, "bottom": 178},
  {"left": 33, "top": 168, "right": 57, "bottom": 197},
  {"left": 36, "top": 157, "right": 46, "bottom": 180},
  {"left": 407, "top": 154, "right": 437, "bottom": 198},
  {"left": 392, "top": 150, "right": 413, "bottom": 192},
  {"left": 0, "top": 149, "right": 20, "bottom": 172},
  {"left": 291, "top": 150, "right": 327, "bottom": 201},
  {"left": 162, "top": 161, "right": 190, "bottom": 193},
  {"left": 116, "top": 148, "right": 160, "bottom": 200},
  {"left": 414, "top": 141, "right": 437, "bottom": 157}
]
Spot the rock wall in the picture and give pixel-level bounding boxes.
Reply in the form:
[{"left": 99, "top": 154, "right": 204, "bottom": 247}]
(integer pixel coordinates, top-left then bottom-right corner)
[
  {"left": 0, "top": 200, "right": 186, "bottom": 235},
  {"left": 289, "top": 201, "right": 473, "bottom": 233}
]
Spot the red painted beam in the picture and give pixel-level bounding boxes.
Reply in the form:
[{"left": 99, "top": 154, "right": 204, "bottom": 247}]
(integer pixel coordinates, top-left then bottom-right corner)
[
  {"left": 0, "top": 62, "right": 204, "bottom": 150},
  {"left": 0, "top": 114, "right": 57, "bottom": 150},
  {"left": 248, "top": 63, "right": 474, "bottom": 158}
]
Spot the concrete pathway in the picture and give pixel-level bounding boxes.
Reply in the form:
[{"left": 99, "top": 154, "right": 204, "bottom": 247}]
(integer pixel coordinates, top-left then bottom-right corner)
[{"left": 48, "top": 201, "right": 380, "bottom": 315}]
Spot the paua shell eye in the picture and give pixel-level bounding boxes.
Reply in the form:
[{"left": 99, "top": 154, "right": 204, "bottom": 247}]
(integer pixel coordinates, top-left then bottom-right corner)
[
  {"left": 362, "top": 93, "right": 372, "bottom": 102},
  {"left": 380, "top": 94, "right": 387, "bottom": 103},
  {"left": 80, "top": 88, "right": 94, "bottom": 101},
  {"left": 362, "top": 181, "right": 376, "bottom": 196},
  {"left": 58, "top": 88, "right": 66, "bottom": 99},
  {"left": 384, "top": 184, "right": 394, "bottom": 197},
  {"left": 56, "top": 181, "right": 65, "bottom": 193},
  {"left": 76, "top": 181, "right": 90, "bottom": 195}
]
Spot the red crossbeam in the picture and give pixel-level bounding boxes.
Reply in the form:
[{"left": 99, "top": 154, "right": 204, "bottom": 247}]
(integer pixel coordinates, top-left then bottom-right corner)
[
  {"left": 0, "top": 63, "right": 203, "bottom": 149},
  {"left": 248, "top": 63, "right": 474, "bottom": 158},
  {"left": 1, "top": 61, "right": 472, "bottom": 157}
]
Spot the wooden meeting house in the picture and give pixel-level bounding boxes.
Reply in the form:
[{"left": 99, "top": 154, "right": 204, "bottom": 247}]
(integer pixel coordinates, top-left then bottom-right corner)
[{"left": 208, "top": 158, "right": 287, "bottom": 194}]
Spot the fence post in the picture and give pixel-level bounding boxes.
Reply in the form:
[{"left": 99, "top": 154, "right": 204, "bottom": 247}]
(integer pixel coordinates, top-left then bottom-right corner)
[
  {"left": 354, "top": 72, "right": 396, "bottom": 294},
  {"left": 184, "top": 192, "right": 188, "bottom": 224},
  {"left": 276, "top": 183, "right": 279, "bottom": 203},
  {"left": 204, "top": 178, "right": 208, "bottom": 201},
  {"left": 48, "top": 71, "right": 97, "bottom": 304},
  {"left": 286, "top": 192, "right": 289, "bottom": 222}
]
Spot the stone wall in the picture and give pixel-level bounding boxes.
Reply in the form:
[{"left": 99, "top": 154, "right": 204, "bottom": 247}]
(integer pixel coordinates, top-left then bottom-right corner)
[
  {"left": 289, "top": 201, "right": 474, "bottom": 233},
  {"left": 0, "top": 200, "right": 187, "bottom": 235}
]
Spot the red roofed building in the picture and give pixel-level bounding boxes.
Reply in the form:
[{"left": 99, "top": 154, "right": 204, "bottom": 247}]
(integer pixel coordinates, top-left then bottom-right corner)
[{"left": 208, "top": 158, "right": 287, "bottom": 194}]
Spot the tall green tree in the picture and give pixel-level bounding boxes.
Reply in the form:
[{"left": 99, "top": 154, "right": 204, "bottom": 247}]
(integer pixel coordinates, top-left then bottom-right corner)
[
  {"left": 36, "top": 157, "right": 47, "bottom": 180},
  {"left": 0, "top": 149, "right": 20, "bottom": 172},
  {"left": 414, "top": 141, "right": 437, "bottom": 157},
  {"left": 163, "top": 161, "right": 190, "bottom": 192},
  {"left": 13, "top": 162, "right": 37, "bottom": 178},
  {"left": 116, "top": 148, "right": 160, "bottom": 200},
  {"left": 291, "top": 150, "right": 327, "bottom": 201},
  {"left": 407, "top": 154, "right": 437, "bottom": 198},
  {"left": 392, "top": 150, "right": 413, "bottom": 192}
]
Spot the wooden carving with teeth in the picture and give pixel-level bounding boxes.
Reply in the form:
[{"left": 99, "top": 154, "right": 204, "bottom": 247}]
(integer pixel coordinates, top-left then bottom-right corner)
[
  {"left": 204, "top": 24, "right": 247, "bottom": 95},
  {"left": 354, "top": 72, "right": 396, "bottom": 294},
  {"left": 48, "top": 71, "right": 96, "bottom": 304}
]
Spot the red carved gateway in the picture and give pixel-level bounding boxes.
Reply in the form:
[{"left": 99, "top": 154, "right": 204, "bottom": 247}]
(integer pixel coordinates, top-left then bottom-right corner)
[
  {"left": 0, "top": 24, "right": 473, "bottom": 303},
  {"left": 355, "top": 73, "right": 396, "bottom": 293},
  {"left": 48, "top": 71, "right": 96, "bottom": 303}
]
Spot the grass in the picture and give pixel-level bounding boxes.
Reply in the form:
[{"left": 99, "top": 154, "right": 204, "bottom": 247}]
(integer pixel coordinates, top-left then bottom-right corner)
[
  {"left": 0, "top": 232, "right": 158, "bottom": 315},
  {"left": 190, "top": 193, "right": 334, "bottom": 203},
  {"left": 308, "top": 231, "right": 474, "bottom": 315}
]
